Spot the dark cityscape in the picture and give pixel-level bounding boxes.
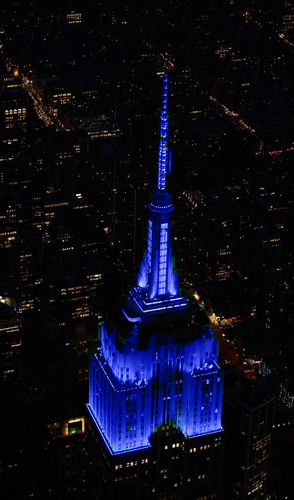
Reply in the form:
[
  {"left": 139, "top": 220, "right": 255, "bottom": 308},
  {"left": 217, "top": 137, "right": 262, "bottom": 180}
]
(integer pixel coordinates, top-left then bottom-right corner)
[{"left": 0, "top": 1, "right": 294, "bottom": 499}]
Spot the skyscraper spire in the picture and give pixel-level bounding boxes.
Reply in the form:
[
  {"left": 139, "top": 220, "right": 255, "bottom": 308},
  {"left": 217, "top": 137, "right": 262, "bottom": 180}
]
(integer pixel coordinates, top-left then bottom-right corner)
[{"left": 157, "top": 72, "right": 171, "bottom": 191}]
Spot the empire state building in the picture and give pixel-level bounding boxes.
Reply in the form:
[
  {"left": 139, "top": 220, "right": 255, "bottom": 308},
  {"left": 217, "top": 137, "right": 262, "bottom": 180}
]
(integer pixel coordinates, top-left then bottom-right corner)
[{"left": 87, "top": 72, "right": 224, "bottom": 500}]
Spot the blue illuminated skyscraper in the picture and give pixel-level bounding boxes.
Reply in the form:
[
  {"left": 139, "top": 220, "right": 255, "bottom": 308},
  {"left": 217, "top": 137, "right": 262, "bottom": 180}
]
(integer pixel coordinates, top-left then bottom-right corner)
[{"left": 87, "top": 73, "right": 224, "bottom": 500}]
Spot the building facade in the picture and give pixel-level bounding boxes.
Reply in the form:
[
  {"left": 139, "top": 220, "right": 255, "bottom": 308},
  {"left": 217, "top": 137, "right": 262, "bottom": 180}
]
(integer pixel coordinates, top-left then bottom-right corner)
[
  {"left": 87, "top": 73, "right": 224, "bottom": 499},
  {"left": 223, "top": 370, "right": 276, "bottom": 499}
]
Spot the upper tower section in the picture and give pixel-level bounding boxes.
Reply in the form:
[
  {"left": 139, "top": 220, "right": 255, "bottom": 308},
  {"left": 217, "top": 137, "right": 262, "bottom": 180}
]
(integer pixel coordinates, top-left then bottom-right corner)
[{"left": 123, "top": 73, "right": 188, "bottom": 323}]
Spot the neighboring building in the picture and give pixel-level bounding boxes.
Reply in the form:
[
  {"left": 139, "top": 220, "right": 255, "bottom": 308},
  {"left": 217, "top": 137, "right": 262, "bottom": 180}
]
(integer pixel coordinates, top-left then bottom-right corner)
[
  {"left": 282, "top": 1, "right": 294, "bottom": 33},
  {"left": 47, "top": 416, "right": 87, "bottom": 499},
  {"left": 223, "top": 369, "right": 276, "bottom": 499},
  {"left": 67, "top": 12, "right": 82, "bottom": 25},
  {"left": 87, "top": 73, "right": 224, "bottom": 499},
  {"left": 0, "top": 89, "right": 33, "bottom": 130},
  {"left": 0, "top": 302, "right": 21, "bottom": 382}
]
